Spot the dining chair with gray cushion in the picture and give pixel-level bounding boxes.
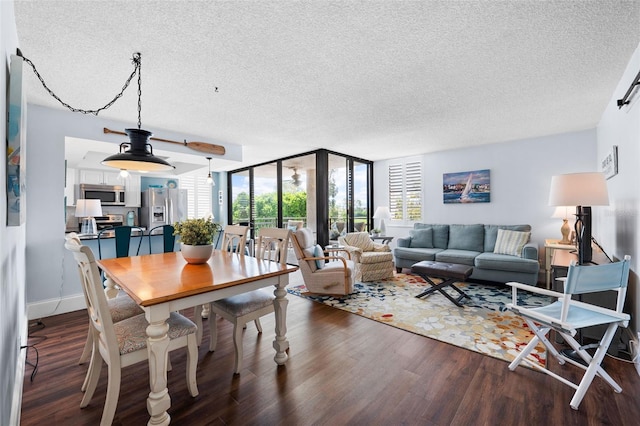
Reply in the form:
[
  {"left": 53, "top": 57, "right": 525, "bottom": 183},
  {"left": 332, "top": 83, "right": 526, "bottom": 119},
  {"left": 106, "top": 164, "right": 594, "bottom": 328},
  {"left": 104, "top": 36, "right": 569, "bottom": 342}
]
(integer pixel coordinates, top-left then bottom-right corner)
[
  {"left": 195, "top": 224, "right": 251, "bottom": 323},
  {"left": 220, "top": 224, "right": 250, "bottom": 254},
  {"left": 65, "top": 236, "right": 198, "bottom": 426},
  {"left": 203, "top": 227, "right": 291, "bottom": 374},
  {"left": 65, "top": 233, "right": 143, "bottom": 391}
]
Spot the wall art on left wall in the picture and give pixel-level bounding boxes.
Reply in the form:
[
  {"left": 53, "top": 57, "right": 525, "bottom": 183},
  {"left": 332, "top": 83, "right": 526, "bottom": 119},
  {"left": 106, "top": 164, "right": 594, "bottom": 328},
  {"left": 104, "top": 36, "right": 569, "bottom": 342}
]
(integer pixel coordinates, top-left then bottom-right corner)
[{"left": 6, "top": 54, "right": 27, "bottom": 226}]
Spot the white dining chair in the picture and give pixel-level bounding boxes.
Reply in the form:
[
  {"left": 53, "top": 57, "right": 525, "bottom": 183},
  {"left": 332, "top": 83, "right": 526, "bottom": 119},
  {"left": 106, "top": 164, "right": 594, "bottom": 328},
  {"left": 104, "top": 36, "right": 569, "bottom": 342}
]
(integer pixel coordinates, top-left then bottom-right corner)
[
  {"left": 199, "top": 228, "right": 290, "bottom": 374},
  {"left": 196, "top": 224, "right": 251, "bottom": 322},
  {"left": 220, "top": 224, "right": 250, "bottom": 254},
  {"left": 64, "top": 237, "right": 199, "bottom": 426},
  {"left": 65, "top": 233, "right": 144, "bottom": 392}
]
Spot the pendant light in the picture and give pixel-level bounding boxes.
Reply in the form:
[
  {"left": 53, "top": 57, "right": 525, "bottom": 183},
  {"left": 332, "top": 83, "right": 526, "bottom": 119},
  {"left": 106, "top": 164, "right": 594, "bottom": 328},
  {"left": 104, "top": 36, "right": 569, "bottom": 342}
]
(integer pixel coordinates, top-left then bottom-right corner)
[
  {"left": 102, "top": 53, "right": 174, "bottom": 172},
  {"left": 206, "top": 157, "right": 214, "bottom": 186},
  {"left": 19, "top": 51, "right": 173, "bottom": 172}
]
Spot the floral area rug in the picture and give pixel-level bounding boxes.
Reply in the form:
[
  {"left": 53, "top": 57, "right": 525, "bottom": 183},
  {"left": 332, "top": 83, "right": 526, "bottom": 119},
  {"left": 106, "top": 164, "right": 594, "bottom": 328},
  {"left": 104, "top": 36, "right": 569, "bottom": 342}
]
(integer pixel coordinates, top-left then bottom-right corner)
[{"left": 287, "top": 273, "right": 551, "bottom": 368}]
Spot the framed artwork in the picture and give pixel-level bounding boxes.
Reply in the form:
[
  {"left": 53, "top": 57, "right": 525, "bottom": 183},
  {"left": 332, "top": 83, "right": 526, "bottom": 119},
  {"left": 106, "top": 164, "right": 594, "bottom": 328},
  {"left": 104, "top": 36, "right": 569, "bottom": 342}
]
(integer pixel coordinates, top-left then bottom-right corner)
[
  {"left": 443, "top": 169, "right": 490, "bottom": 204},
  {"left": 6, "top": 54, "right": 27, "bottom": 225},
  {"left": 601, "top": 145, "right": 618, "bottom": 180}
]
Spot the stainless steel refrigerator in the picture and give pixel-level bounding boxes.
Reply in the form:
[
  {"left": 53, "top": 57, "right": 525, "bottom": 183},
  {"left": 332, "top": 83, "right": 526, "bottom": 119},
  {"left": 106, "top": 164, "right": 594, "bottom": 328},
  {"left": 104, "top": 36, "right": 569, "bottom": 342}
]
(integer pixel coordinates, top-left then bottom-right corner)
[{"left": 141, "top": 188, "right": 188, "bottom": 233}]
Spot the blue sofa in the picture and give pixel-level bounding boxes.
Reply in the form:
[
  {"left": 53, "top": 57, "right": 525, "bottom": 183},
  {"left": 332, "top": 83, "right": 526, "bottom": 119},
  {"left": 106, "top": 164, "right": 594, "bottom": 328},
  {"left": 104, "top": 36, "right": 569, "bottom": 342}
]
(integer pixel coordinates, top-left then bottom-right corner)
[{"left": 393, "top": 223, "right": 540, "bottom": 285}]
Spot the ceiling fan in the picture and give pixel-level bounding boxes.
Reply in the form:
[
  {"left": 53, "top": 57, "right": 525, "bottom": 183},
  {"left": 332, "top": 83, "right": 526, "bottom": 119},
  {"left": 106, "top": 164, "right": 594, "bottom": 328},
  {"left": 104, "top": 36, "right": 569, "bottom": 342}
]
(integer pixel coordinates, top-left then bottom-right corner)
[{"left": 291, "top": 167, "right": 301, "bottom": 187}]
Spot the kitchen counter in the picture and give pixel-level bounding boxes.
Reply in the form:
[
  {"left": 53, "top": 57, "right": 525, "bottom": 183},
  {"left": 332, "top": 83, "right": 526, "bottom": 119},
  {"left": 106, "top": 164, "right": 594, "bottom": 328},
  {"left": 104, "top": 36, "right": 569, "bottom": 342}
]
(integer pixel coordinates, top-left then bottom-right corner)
[
  {"left": 64, "top": 228, "right": 174, "bottom": 259},
  {"left": 66, "top": 228, "right": 146, "bottom": 240}
]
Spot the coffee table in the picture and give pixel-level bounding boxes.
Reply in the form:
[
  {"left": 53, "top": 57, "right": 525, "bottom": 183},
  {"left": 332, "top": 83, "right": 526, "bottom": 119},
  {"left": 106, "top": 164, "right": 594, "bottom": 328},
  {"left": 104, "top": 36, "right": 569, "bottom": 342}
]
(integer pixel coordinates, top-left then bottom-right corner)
[{"left": 411, "top": 261, "right": 473, "bottom": 307}]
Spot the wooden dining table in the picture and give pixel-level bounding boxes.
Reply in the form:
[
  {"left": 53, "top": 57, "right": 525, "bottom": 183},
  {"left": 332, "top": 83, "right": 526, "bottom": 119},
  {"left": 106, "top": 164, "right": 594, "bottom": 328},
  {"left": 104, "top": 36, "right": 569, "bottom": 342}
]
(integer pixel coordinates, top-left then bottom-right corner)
[{"left": 97, "top": 250, "right": 298, "bottom": 426}]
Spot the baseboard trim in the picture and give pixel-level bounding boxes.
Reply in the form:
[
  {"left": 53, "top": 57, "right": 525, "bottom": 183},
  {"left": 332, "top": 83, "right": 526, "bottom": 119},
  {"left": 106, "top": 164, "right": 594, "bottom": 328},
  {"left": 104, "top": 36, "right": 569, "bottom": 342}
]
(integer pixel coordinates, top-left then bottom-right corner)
[
  {"left": 9, "top": 316, "right": 28, "bottom": 426},
  {"left": 27, "top": 294, "right": 86, "bottom": 320}
]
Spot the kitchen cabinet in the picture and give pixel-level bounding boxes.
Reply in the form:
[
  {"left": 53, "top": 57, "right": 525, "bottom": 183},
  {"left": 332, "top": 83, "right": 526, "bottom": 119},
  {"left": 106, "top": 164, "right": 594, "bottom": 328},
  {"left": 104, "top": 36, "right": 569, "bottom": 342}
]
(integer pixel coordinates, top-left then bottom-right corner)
[
  {"left": 125, "top": 174, "right": 141, "bottom": 207},
  {"left": 77, "top": 169, "right": 141, "bottom": 206},
  {"left": 65, "top": 167, "right": 77, "bottom": 206},
  {"left": 79, "top": 170, "right": 121, "bottom": 186}
]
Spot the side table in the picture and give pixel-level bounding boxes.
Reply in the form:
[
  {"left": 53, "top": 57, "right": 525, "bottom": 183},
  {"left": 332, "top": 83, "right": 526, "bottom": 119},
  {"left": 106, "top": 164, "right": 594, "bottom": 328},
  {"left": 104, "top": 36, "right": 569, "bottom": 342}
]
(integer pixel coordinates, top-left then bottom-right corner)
[
  {"left": 371, "top": 236, "right": 394, "bottom": 245},
  {"left": 544, "top": 239, "right": 574, "bottom": 289},
  {"left": 324, "top": 244, "right": 346, "bottom": 258}
]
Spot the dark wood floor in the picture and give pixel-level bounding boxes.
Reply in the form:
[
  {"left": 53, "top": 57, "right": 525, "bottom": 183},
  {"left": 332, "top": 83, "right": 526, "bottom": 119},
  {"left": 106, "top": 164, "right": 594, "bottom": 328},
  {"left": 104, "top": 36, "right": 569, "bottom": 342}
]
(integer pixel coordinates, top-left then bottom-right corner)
[{"left": 20, "top": 293, "right": 640, "bottom": 425}]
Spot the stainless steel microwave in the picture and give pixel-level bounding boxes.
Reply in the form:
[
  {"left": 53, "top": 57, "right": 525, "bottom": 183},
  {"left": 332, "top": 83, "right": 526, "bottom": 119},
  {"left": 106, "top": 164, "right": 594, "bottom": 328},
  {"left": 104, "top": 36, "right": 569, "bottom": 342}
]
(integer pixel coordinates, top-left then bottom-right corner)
[{"left": 76, "top": 184, "right": 126, "bottom": 206}]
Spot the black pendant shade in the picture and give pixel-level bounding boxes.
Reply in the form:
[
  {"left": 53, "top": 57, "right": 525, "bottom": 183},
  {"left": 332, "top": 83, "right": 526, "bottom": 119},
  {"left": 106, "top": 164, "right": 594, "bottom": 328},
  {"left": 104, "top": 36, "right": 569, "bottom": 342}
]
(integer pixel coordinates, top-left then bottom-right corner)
[{"left": 101, "top": 128, "right": 174, "bottom": 172}]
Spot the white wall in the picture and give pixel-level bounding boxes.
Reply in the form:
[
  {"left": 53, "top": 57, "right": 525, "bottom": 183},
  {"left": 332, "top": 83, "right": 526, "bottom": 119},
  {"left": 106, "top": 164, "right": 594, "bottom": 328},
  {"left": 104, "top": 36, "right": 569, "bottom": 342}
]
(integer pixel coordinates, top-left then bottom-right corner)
[
  {"left": 597, "top": 41, "right": 640, "bottom": 333},
  {"left": 374, "top": 129, "right": 597, "bottom": 262},
  {"left": 1, "top": 2, "right": 27, "bottom": 425}
]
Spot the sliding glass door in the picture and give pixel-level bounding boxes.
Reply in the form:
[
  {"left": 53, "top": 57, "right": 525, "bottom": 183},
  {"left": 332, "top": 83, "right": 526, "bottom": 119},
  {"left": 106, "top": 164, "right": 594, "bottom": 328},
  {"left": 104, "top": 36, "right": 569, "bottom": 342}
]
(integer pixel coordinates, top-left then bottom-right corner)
[{"left": 227, "top": 149, "right": 371, "bottom": 247}]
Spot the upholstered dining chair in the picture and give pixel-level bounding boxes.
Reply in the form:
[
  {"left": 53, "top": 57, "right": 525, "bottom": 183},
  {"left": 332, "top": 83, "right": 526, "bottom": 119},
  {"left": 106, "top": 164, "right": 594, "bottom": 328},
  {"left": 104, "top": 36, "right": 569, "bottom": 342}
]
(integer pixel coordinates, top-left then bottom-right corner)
[
  {"left": 220, "top": 224, "right": 250, "bottom": 254},
  {"left": 338, "top": 232, "right": 394, "bottom": 282},
  {"left": 65, "top": 234, "right": 143, "bottom": 387},
  {"left": 64, "top": 236, "right": 199, "bottom": 426},
  {"left": 195, "top": 224, "right": 251, "bottom": 321},
  {"left": 204, "top": 227, "right": 291, "bottom": 374},
  {"left": 291, "top": 227, "right": 355, "bottom": 295},
  {"left": 506, "top": 255, "right": 631, "bottom": 410}
]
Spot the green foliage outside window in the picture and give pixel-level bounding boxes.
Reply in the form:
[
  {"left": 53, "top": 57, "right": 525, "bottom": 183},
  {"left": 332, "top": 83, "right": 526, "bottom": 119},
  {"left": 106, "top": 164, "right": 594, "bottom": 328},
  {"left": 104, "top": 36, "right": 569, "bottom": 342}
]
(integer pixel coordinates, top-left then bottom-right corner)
[{"left": 232, "top": 191, "right": 308, "bottom": 224}]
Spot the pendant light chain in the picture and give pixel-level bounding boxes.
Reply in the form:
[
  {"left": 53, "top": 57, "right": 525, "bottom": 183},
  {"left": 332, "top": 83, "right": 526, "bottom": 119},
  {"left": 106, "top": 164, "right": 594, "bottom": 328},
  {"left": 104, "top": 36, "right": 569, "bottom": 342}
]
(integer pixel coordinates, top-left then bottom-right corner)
[
  {"left": 136, "top": 52, "right": 142, "bottom": 129},
  {"left": 18, "top": 50, "right": 142, "bottom": 117}
]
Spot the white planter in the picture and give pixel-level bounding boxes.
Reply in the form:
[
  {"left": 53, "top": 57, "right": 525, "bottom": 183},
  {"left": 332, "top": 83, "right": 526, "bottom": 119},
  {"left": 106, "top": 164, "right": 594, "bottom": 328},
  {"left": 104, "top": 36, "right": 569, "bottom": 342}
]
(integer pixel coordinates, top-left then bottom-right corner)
[{"left": 181, "top": 243, "right": 213, "bottom": 264}]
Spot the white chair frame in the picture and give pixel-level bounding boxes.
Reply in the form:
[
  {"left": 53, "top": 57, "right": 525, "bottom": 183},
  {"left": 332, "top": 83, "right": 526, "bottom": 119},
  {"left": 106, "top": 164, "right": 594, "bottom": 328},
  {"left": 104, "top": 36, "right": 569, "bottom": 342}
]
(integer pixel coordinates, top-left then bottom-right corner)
[
  {"left": 506, "top": 255, "right": 631, "bottom": 410},
  {"left": 65, "top": 238, "right": 199, "bottom": 425},
  {"left": 196, "top": 224, "right": 250, "bottom": 323},
  {"left": 201, "top": 228, "right": 290, "bottom": 374}
]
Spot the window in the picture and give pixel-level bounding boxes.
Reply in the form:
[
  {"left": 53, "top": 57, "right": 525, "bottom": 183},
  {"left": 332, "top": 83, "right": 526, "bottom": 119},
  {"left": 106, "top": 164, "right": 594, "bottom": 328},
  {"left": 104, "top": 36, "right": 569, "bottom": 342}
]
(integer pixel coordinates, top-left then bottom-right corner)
[
  {"left": 388, "top": 161, "right": 422, "bottom": 223},
  {"left": 181, "top": 173, "right": 213, "bottom": 219}
]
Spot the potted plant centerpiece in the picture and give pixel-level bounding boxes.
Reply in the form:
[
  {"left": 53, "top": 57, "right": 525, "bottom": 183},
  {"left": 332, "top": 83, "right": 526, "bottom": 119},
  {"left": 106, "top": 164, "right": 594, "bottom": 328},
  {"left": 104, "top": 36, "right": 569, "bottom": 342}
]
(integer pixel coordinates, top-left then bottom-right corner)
[
  {"left": 371, "top": 228, "right": 381, "bottom": 237},
  {"left": 173, "top": 217, "right": 221, "bottom": 264}
]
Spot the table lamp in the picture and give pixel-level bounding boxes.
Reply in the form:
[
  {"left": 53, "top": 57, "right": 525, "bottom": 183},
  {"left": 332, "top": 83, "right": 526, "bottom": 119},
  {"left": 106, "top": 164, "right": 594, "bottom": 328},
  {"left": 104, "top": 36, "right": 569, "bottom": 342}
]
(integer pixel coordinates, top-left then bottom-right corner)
[
  {"left": 373, "top": 206, "right": 392, "bottom": 236},
  {"left": 548, "top": 172, "right": 609, "bottom": 264},
  {"left": 76, "top": 199, "right": 103, "bottom": 235},
  {"left": 551, "top": 206, "right": 574, "bottom": 245}
]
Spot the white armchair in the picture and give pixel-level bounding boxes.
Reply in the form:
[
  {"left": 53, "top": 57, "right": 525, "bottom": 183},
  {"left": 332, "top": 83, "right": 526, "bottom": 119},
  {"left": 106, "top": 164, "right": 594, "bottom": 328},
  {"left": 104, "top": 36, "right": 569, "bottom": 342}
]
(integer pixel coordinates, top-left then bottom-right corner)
[{"left": 291, "top": 228, "right": 355, "bottom": 295}]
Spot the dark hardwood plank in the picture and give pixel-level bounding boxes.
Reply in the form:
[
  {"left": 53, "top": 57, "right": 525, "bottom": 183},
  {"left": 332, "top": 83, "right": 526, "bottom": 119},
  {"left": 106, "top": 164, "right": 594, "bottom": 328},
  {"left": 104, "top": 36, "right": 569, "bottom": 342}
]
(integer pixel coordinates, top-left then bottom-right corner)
[{"left": 20, "top": 293, "right": 640, "bottom": 425}]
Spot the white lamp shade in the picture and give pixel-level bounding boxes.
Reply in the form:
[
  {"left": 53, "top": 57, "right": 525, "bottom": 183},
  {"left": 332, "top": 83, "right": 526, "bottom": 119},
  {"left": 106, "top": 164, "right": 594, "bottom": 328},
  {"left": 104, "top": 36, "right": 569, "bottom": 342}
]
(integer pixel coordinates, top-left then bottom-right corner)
[
  {"left": 75, "top": 199, "right": 103, "bottom": 217},
  {"left": 551, "top": 206, "right": 574, "bottom": 220},
  {"left": 548, "top": 172, "right": 609, "bottom": 207},
  {"left": 373, "top": 206, "right": 392, "bottom": 219}
]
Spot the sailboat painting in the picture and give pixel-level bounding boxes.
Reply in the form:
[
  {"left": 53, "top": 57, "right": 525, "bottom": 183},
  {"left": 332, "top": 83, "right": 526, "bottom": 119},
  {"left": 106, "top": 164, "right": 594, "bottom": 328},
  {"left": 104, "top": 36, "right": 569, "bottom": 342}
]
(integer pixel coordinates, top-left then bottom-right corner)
[{"left": 443, "top": 169, "right": 490, "bottom": 204}]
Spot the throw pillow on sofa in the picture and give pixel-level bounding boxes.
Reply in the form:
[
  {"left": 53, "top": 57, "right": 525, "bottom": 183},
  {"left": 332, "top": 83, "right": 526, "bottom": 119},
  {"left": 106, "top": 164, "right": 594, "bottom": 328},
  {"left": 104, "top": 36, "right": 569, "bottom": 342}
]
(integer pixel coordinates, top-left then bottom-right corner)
[
  {"left": 494, "top": 229, "right": 530, "bottom": 257},
  {"left": 448, "top": 224, "right": 485, "bottom": 252},
  {"left": 409, "top": 228, "right": 433, "bottom": 248}
]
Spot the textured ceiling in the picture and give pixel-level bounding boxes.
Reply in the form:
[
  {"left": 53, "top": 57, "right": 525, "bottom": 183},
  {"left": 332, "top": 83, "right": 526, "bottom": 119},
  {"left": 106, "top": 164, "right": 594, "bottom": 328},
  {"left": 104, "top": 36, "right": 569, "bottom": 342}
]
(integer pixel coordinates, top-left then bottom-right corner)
[{"left": 13, "top": 0, "right": 640, "bottom": 171}]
